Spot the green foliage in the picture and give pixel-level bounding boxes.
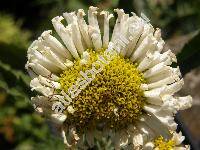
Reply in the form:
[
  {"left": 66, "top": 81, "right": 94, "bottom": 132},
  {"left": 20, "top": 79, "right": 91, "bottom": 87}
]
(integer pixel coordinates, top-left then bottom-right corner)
[
  {"left": 177, "top": 30, "right": 200, "bottom": 75},
  {"left": 0, "top": 14, "right": 31, "bottom": 69}
]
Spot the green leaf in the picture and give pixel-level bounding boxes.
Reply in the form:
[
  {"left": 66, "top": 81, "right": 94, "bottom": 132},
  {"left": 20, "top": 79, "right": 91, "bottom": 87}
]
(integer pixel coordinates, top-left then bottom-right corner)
[
  {"left": 177, "top": 30, "right": 200, "bottom": 75},
  {"left": 0, "top": 60, "right": 30, "bottom": 86}
]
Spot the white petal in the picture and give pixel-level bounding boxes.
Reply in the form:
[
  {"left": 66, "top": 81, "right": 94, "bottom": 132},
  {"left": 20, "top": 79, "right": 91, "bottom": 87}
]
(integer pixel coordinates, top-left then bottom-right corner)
[
  {"left": 143, "top": 142, "right": 154, "bottom": 150},
  {"left": 63, "top": 12, "right": 85, "bottom": 54},
  {"left": 32, "top": 52, "right": 60, "bottom": 72},
  {"left": 139, "top": 115, "right": 172, "bottom": 138},
  {"left": 147, "top": 67, "right": 181, "bottom": 83},
  {"left": 172, "top": 132, "right": 185, "bottom": 145},
  {"left": 137, "top": 52, "right": 154, "bottom": 72},
  {"left": 130, "top": 34, "right": 156, "bottom": 62},
  {"left": 149, "top": 50, "right": 177, "bottom": 68},
  {"left": 41, "top": 30, "right": 73, "bottom": 60},
  {"left": 136, "top": 23, "right": 154, "bottom": 48},
  {"left": 100, "top": 11, "right": 113, "bottom": 48},
  {"left": 80, "top": 51, "right": 90, "bottom": 65},
  {"left": 88, "top": 6, "right": 102, "bottom": 51},
  {"left": 177, "top": 95, "right": 193, "bottom": 110},
  {"left": 145, "top": 73, "right": 180, "bottom": 89},
  {"left": 30, "top": 78, "right": 55, "bottom": 97},
  {"left": 154, "top": 28, "right": 161, "bottom": 41},
  {"left": 144, "top": 87, "right": 167, "bottom": 105},
  {"left": 165, "top": 79, "right": 184, "bottom": 95},
  {"left": 26, "top": 62, "right": 59, "bottom": 81},
  {"left": 51, "top": 113, "right": 67, "bottom": 124},
  {"left": 38, "top": 75, "right": 60, "bottom": 89},
  {"left": 77, "top": 9, "right": 93, "bottom": 48},
  {"left": 52, "top": 16, "right": 79, "bottom": 59},
  {"left": 111, "top": 9, "right": 125, "bottom": 42},
  {"left": 143, "top": 62, "right": 169, "bottom": 78},
  {"left": 125, "top": 14, "right": 144, "bottom": 57}
]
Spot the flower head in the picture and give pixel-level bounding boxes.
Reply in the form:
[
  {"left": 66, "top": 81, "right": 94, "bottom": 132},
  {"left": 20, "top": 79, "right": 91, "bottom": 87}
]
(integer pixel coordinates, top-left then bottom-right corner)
[{"left": 26, "top": 6, "right": 192, "bottom": 149}]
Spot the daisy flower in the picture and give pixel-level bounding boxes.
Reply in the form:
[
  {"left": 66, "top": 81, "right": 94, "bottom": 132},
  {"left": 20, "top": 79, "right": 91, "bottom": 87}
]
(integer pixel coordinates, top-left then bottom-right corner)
[{"left": 25, "top": 6, "right": 192, "bottom": 149}]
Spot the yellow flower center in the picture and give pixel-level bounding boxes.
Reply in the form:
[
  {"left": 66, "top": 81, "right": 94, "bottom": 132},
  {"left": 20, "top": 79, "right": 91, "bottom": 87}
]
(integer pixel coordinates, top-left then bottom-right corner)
[
  {"left": 59, "top": 49, "right": 146, "bottom": 131},
  {"left": 154, "top": 136, "right": 175, "bottom": 150}
]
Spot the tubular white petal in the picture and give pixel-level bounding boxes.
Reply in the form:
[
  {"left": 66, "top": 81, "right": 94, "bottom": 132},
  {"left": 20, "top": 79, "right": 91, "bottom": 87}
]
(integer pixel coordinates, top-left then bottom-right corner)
[
  {"left": 136, "top": 23, "right": 154, "bottom": 48},
  {"left": 177, "top": 96, "right": 193, "bottom": 110},
  {"left": 52, "top": 16, "right": 79, "bottom": 59},
  {"left": 162, "top": 49, "right": 177, "bottom": 63},
  {"left": 77, "top": 9, "right": 93, "bottom": 48},
  {"left": 125, "top": 14, "right": 144, "bottom": 57},
  {"left": 160, "top": 95, "right": 178, "bottom": 113},
  {"left": 31, "top": 48, "right": 61, "bottom": 72},
  {"left": 145, "top": 74, "right": 180, "bottom": 89},
  {"left": 51, "top": 113, "right": 67, "bottom": 124},
  {"left": 132, "top": 132, "right": 144, "bottom": 148},
  {"left": 146, "top": 105, "right": 178, "bottom": 130},
  {"left": 26, "top": 62, "right": 59, "bottom": 81},
  {"left": 119, "top": 14, "right": 131, "bottom": 56},
  {"left": 130, "top": 34, "right": 156, "bottom": 62},
  {"left": 154, "top": 28, "right": 161, "bottom": 41},
  {"left": 111, "top": 10, "right": 130, "bottom": 56},
  {"left": 50, "top": 94, "right": 70, "bottom": 106},
  {"left": 135, "top": 122, "right": 156, "bottom": 142},
  {"left": 63, "top": 12, "right": 85, "bottom": 54},
  {"left": 28, "top": 40, "right": 62, "bottom": 72},
  {"left": 80, "top": 51, "right": 90, "bottom": 65},
  {"left": 137, "top": 52, "right": 154, "bottom": 72},
  {"left": 111, "top": 9, "right": 125, "bottom": 42},
  {"left": 172, "top": 132, "right": 185, "bottom": 145},
  {"left": 144, "top": 105, "right": 159, "bottom": 114},
  {"left": 100, "top": 11, "right": 113, "bottom": 48},
  {"left": 113, "top": 130, "right": 129, "bottom": 149},
  {"left": 68, "top": 127, "right": 80, "bottom": 145},
  {"left": 154, "top": 114, "right": 177, "bottom": 130},
  {"left": 38, "top": 75, "right": 60, "bottom": 89},
  {"left": 139, "top": 115, "right": 172, "bottom": 139},
  {"left": 143, "top": 62, "right": 168, "bottom": 78},
  {"left": 41, "top": 30, "right": 73, "bottom": 60},
  {"left": 149, "top": 50, "right": 177, "bottom": 68},
  {"left": 61, "top": 127, "right": 73, "bottom": 148},
  {"left": 144, "top": 87, "right": 167, "bottom": 105},
  {"left": 42, "top": 47, "right": 71, "bottom": 70},
  {"left": 143, "top": 142, "right": 154, "bottom": 150},
  {"left": 156, "top": 39, "right": 165, "bottom": 52},
  {"left": 26, "top": 67, "right": 37, "bottom": 78},
  {"left": 30, "top": 78, "right": 55, "bottom": 97},
  {"left": 37, "top": 37, "right": 66, "bottom": 62},
  {"left": 147, "top": 67, "right": 180, "bottom": 83},
  {"left": 88, "top": 6, "right": 102, "bottom": 51},
  {"left": 165, "top": 79, "right": 184, "bottom": 95},
  {"left": 88, "top": 25, "right": 102, "bottom": 51}
]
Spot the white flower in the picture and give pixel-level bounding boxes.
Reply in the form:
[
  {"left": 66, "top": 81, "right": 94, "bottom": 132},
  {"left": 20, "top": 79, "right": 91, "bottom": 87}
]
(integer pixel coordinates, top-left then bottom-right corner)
[{"left": 25, "top": 6, "right": 192, "bottom": 149}]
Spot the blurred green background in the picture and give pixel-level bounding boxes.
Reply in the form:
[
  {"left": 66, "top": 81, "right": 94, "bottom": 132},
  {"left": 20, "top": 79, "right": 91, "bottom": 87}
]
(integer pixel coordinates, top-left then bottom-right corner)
[{"left": 0, "top": 0, "right": 200, "bottom": 149}]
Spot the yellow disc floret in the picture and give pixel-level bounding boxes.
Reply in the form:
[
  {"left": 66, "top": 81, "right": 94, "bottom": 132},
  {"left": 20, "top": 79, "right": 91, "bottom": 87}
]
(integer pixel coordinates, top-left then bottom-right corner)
[
  {"left": 154, "top": 136, "right": 175, "bottom": 150},
  {"left": 59, "top": 49, "right": 146, "bottom": 131}
]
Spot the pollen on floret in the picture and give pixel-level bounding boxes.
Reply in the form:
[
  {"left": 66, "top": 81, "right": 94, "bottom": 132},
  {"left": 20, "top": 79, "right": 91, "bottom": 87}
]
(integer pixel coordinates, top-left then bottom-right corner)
[
  {"left": 59, "top": 49, "right": 146, "bottom": 132},
  {"left": 154, "top": 136, "right": 175, "bottom": 150}
]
